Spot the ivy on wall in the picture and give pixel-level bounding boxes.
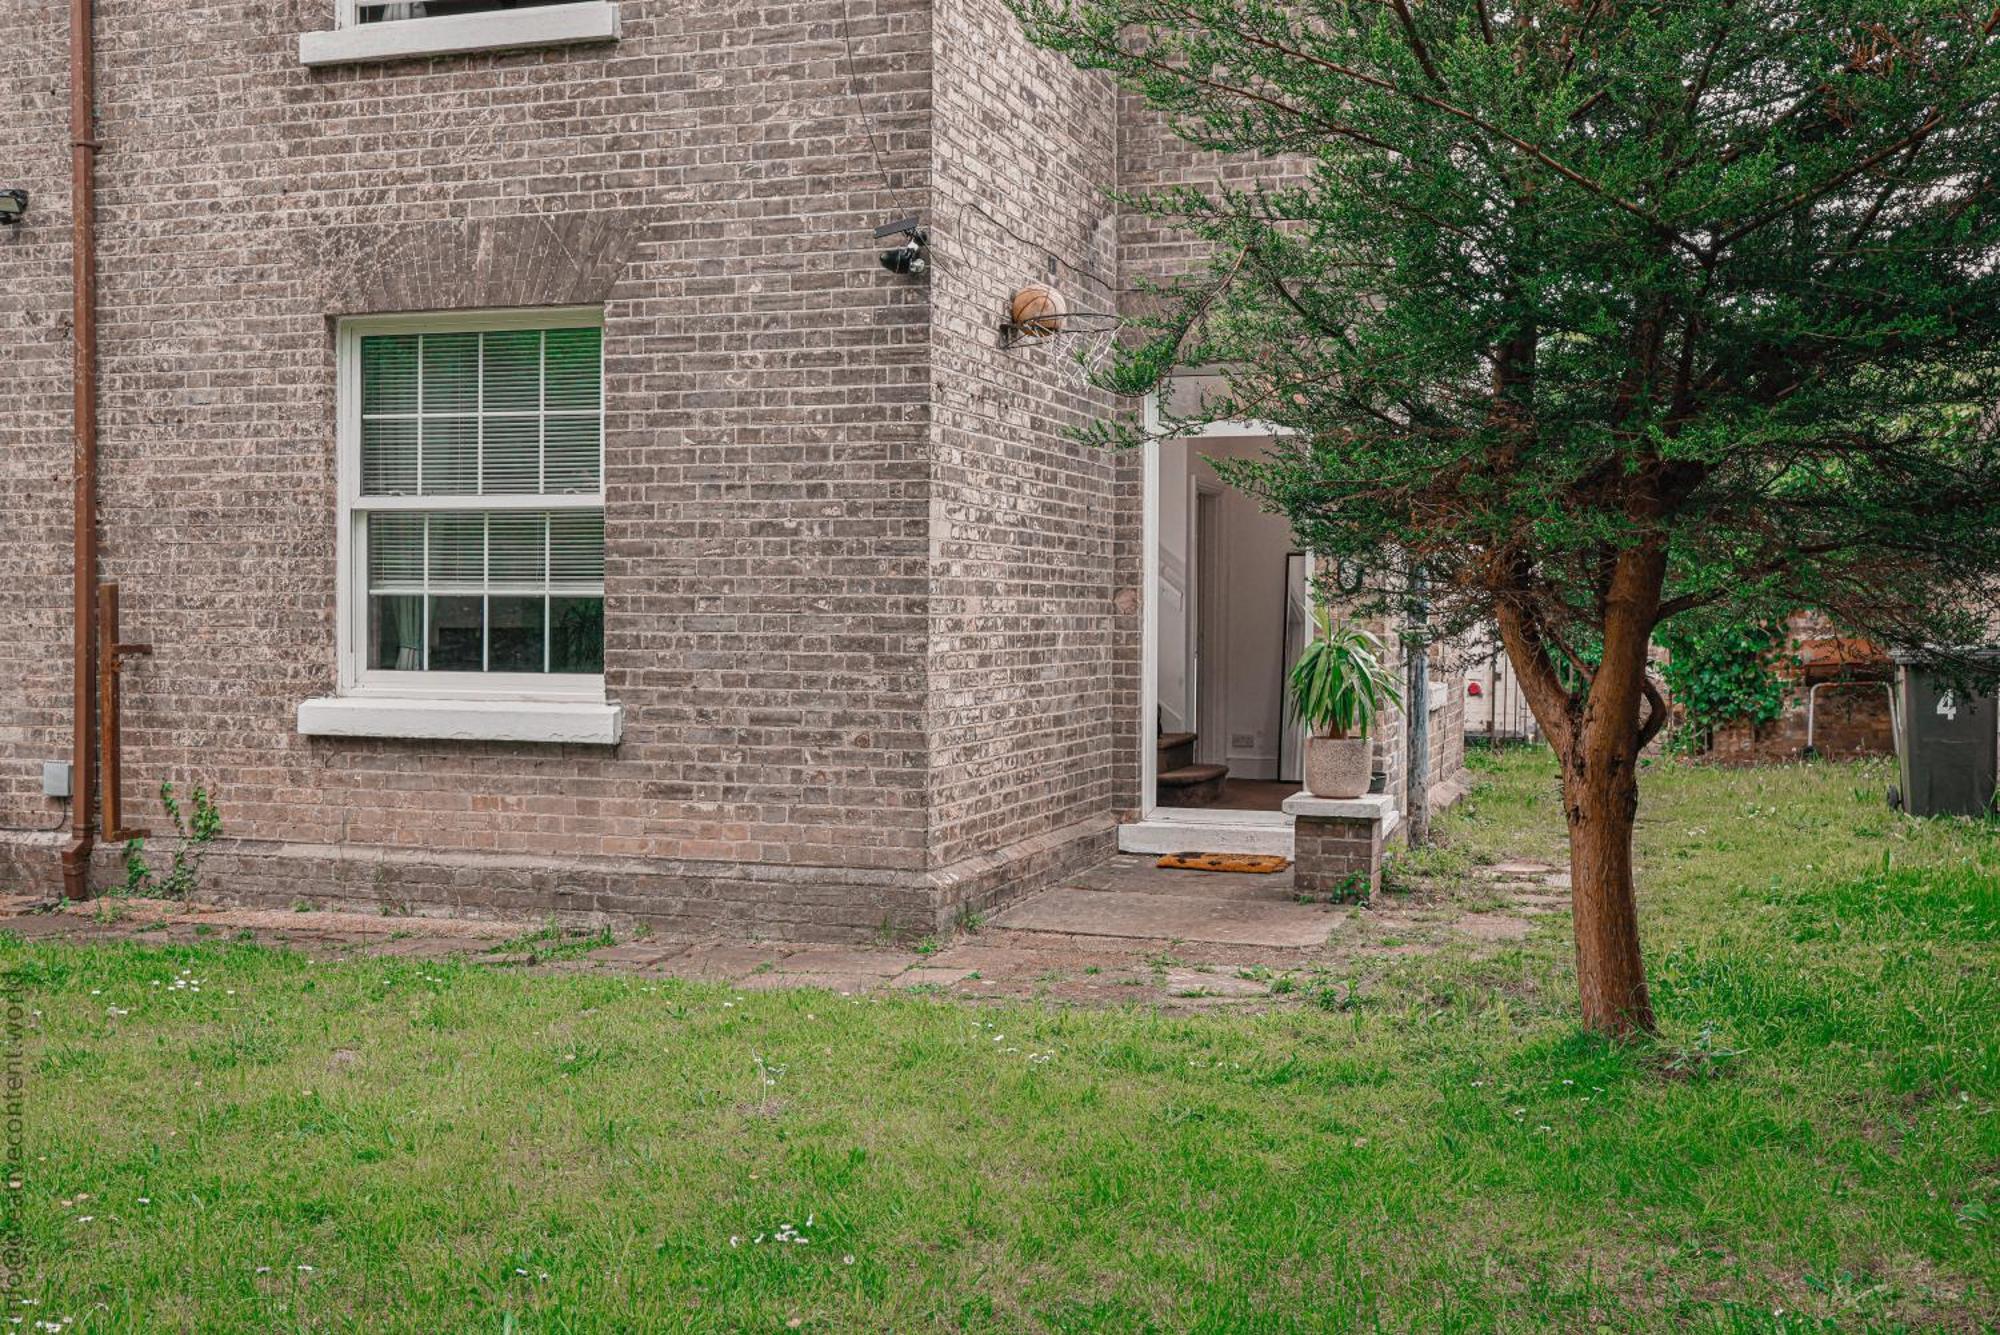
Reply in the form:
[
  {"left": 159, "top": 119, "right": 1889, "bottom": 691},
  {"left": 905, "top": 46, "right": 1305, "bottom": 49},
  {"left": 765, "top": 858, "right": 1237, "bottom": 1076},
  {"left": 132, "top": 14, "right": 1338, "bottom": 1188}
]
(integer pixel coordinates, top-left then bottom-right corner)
[{"left": 1657, "top": 619, "right": 1793, "bottom": 753}]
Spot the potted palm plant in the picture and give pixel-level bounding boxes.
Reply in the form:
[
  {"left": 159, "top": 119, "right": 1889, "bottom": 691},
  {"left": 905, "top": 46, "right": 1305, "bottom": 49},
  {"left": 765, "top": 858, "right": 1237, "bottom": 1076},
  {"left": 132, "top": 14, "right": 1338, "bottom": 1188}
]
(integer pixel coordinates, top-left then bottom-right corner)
[{"left": 1289, "top": 611, "right": 1401, "bottom": 799}]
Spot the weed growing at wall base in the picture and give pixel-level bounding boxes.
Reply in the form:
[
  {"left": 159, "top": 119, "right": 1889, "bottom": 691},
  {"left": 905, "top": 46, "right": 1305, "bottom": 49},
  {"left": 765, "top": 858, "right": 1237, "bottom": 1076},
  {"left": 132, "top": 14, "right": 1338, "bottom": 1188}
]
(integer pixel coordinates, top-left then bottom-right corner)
[{"left": 119, "top": 781, "right": 221, "bottom": 899}]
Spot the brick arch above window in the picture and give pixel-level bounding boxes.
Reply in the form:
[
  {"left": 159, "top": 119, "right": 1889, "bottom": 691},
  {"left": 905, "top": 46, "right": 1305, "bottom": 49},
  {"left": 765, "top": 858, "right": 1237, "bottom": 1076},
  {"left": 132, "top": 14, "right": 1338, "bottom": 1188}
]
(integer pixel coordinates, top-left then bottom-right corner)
[{"left": 323, "top": 212, "right": 641, "bottom": 318}]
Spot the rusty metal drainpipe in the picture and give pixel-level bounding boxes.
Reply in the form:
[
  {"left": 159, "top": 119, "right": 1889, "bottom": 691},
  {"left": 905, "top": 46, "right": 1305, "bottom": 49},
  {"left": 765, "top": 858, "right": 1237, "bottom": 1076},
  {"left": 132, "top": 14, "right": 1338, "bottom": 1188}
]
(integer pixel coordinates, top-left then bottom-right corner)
[{"left": 60, "top": 0, "right": 100, "bottom": 900}]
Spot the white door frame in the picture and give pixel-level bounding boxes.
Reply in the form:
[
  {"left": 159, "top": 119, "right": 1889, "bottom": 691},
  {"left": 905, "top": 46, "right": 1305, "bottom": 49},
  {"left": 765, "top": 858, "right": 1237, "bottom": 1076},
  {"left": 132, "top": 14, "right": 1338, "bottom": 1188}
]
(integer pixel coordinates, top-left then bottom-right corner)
[{"left": 1125, "top": 395, "right": 1300, "bottom": 855}]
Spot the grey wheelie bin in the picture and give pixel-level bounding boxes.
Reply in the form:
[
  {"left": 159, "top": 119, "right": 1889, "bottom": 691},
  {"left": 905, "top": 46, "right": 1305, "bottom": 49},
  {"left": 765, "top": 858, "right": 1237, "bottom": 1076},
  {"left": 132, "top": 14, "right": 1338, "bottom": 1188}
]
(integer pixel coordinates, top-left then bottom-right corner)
[{"left": 1888, "top": 650, "right": 1999, "bottom": 817}]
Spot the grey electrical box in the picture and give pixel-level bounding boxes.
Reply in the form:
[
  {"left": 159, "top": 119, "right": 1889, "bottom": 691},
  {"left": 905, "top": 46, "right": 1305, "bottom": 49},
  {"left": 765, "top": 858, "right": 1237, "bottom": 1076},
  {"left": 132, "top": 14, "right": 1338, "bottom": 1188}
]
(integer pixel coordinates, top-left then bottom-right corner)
[
  {"left": 1890, "top": 654, "right": 1999, "bottom": 818},
  {"left": 42, "top": 761, "right": 72, "bottom": 799}
]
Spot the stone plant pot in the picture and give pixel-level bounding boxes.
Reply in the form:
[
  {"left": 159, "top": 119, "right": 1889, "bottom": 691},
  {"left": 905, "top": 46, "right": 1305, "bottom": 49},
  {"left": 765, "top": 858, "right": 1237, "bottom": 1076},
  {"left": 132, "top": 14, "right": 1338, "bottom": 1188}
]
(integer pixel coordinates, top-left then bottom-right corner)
[{"left": 1303, "top": 735, "right": 1372, "bottom": 799}]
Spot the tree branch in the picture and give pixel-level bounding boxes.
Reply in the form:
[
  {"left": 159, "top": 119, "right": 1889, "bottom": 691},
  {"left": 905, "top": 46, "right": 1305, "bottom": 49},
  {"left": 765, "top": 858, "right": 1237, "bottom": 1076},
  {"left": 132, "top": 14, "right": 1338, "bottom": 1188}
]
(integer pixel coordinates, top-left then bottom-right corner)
[
  {"left": 1711, "top": 104, "right": 1968, "bottom": 253},
  {"left": 1637, "top": 672, "right": 1669, "bottom": 750},
  {"left": 1143, "top": 10, "right": 1705, "bottom": 260},
  {"left": 1386, "top": 0, "right": 1447, "bottom": 90},
  {"left": 1494, "top": 589, "right": 1580, "bottom": 753},
  {"left": 1656, "top": 540, "right": 1857, "bottom": 619}
]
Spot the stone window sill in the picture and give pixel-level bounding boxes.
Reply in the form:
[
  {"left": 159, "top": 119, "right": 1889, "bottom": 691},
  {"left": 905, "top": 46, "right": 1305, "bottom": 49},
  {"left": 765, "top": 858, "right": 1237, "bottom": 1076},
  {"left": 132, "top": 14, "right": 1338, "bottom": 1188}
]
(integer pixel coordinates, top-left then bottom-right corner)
[
  {"left": 297, "top": 696, "right": 622, "bottom": 745},
  {"left": 299, "top": 2, "right": 620, "bottom": 68}
]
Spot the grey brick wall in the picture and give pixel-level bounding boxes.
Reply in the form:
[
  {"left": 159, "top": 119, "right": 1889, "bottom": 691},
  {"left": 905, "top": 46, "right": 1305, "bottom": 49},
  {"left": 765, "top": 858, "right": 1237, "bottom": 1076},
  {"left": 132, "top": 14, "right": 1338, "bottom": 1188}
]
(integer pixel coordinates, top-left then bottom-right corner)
[
  {"left": 2, "top": 0, "right": 946, "bottom": 931},
  {"left": 926, "top": 0, "right": 1132, "bottom": 902},
  {"left": 0, "top": 0, "right": 1461, "bottom": 933},
  {"left": 0, "top": 0, "right": 76, "bottom": 862}
]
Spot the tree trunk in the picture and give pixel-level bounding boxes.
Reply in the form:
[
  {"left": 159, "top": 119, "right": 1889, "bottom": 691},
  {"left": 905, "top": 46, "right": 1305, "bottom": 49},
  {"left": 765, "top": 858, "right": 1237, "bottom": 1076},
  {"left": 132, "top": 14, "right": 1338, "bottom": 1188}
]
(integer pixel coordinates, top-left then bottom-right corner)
[
  {"left": 1559, "top": 740, "right": 1653, "bottom": 1037},
  {"left": 1492, "top": 539, "right": 1666, "bottom": 1039},
  {"left": 1558, "top": 543, "right": 1665, "bottom": 1039}
]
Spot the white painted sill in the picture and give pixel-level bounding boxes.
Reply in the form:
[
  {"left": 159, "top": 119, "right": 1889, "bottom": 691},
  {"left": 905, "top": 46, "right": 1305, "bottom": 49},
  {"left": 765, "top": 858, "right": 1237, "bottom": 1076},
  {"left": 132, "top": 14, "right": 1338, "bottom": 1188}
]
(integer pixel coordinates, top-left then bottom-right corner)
[
  {"left": 299, "top": 2, "right": 620, "bottom": 68},
  {"left": 298, "top": 696, "right": 622, "bottom": 744}
]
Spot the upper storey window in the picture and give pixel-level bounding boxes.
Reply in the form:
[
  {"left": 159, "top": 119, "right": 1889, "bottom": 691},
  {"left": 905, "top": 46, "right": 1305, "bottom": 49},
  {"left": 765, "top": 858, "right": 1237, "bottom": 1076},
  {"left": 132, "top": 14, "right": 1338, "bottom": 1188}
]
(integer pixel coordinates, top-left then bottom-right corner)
[
  {"left": 299, "top": 0, "right": 620, "bottom": 67},
  {"left": 356, "top": 0, "right": 575, "bottom": 21}
]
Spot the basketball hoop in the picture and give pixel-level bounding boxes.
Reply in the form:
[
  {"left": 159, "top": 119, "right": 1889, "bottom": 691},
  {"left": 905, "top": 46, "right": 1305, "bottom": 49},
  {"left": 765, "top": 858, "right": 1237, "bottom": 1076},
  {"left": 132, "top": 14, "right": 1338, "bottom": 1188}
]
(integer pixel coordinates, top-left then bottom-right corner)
[{"left": 1002, "top": 283, "right": 1123, "bottom": 391}]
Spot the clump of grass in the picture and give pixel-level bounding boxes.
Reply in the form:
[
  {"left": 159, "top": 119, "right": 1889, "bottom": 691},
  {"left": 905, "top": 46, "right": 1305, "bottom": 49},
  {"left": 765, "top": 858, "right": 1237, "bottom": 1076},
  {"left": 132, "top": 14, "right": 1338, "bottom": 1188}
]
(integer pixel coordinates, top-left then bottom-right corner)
[
  {"left": 1655, "top": 1021, "right": 1747, "bottom": 1082},
  {"left": 1383, "top": 838, "right": 1472, "bottom": 892},
  {"left": 493, "top": 920, "right": 616, "bottom": 963}
]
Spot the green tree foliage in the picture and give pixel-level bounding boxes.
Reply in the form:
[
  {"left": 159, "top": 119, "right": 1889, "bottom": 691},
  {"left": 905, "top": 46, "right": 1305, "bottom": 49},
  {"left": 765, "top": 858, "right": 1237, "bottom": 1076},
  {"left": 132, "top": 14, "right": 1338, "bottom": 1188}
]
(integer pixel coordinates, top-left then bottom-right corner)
[{"left": 1009, "top": 0, "right": 2000, "bottom": 1033}]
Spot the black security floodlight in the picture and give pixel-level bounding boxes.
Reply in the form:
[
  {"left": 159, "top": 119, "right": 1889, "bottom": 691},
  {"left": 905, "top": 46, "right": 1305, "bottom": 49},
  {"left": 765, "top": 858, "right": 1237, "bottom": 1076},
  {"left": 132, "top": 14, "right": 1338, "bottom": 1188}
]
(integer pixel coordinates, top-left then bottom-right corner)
[
  {"left": 875, "top": 216, "right": 928, "bottom": 277},
  {"left": 0, "top": 190, "right": 26, "bottom": 225}
]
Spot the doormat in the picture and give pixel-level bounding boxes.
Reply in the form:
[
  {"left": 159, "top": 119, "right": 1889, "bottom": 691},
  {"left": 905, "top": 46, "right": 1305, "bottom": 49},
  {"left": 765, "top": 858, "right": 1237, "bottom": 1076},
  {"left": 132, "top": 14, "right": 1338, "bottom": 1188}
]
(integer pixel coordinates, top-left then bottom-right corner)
[{"left": 1157, "top": 852, "right": 1291, "bottom": 874}]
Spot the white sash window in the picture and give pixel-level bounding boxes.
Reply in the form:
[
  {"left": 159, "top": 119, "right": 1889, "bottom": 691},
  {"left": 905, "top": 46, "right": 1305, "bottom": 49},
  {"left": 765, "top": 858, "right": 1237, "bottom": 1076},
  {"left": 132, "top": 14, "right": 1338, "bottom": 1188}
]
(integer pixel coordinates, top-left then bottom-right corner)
[
  {"left": 300, "top": 0, "right": 621, "bottom": 68},
  {"left": 336, "top": 309, "right": 605, "bottom": 703}
]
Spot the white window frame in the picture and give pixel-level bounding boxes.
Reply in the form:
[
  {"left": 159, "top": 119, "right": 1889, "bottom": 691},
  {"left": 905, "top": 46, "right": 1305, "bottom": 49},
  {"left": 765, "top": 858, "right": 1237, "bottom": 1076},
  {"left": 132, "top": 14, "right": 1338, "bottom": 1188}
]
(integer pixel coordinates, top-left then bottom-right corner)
[
  {"left": 333, "top": 306, "right": 607, "bottom": 706},
  {"left": 299, "top": 0, "right": 620, "bottom": 68}
]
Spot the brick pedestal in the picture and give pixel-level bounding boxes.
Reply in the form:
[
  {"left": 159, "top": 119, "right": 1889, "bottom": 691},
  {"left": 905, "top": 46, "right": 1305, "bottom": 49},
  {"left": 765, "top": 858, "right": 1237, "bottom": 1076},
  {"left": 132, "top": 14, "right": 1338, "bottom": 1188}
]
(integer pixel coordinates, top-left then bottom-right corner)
[{"left": 1281, "top": 793, "right": 1401, "bottom": 899}]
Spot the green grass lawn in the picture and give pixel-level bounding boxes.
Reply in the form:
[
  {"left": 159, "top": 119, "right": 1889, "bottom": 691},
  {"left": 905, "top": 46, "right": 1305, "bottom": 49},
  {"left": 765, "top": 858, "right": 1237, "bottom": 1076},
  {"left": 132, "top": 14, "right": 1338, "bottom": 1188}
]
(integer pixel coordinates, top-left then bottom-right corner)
[{"left": 5, "top": 750, "right": 1995, "bottom": 1332}]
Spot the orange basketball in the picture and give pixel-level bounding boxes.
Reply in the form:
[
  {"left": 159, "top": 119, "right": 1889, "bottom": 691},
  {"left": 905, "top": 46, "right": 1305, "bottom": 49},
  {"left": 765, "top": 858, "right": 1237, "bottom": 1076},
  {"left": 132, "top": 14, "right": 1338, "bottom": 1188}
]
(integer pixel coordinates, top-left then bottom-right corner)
[{"left": 1009, "top": 282, "right": 1067, "bottom": 338}]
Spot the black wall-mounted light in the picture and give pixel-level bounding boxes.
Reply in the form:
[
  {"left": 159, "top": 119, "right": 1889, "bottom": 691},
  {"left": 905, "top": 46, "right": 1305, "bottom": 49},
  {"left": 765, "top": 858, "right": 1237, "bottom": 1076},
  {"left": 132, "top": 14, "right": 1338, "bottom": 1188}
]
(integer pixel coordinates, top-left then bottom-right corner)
[
  {"left": 875, "top": 217, "right": 928, "bottom": 277},
  {"left": 0, "top": 190, "right": 27, "bottom": 225}
]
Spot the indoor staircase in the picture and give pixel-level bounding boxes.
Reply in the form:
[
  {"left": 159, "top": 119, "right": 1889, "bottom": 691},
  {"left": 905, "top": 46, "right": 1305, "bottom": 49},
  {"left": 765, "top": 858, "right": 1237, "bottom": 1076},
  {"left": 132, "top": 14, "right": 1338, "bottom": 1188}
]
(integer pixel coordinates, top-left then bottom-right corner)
[{"left": 1156, "top": 731, "right": 1228, "bottom": 806}]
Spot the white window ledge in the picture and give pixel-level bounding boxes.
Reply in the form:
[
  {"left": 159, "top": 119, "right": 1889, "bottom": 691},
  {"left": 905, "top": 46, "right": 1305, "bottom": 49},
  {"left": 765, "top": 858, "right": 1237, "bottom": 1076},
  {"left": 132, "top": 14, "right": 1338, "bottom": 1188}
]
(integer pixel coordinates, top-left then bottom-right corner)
[
  {"left": 300, "top": 2, "right": 620, "bottom": 68},
  {"left": 298, "top": 696, "right": 622, "bottom": 745}
]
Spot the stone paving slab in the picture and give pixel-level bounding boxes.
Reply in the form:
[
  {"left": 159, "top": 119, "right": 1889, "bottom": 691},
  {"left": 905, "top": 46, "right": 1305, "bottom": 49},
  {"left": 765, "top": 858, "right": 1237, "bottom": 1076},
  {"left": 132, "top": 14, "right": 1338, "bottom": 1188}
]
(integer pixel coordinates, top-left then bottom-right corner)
[
  {"left": 771, "top": 947, "right": 911, "bottom": 977},
  {"left": 735, "top": 970, "right": 884, "bottom": 994},
  {"left": 1484, "top": 860, "right": 1560, "bottom": 878},
  {"left": 119, "top": 899, "right": 514, "bottom": 940},
  {"left": 1160, "top": 967, "right": 1271, "bottom": 998},
  {"left": 989, "top": 888, "right": 1342, "bottom": 948},
  {"left": 585, "top": 943, "right": 687, "bottom": 967},
  {"left": 895, "top": 966, "right": 980, "bottom": 988},
  {"left": 477, "top": 951, "right": 537, "bottom": 967},
  {"left": 3, "top": 916, "right": 87, "bottom": 938},
  {"left": 675, "top": 944, "right": 788, "bottom": 979},
  {"left": 367, "top": 937, "right": 483, "bottom": 959},
  {"left": 918, "top": 942, "right": 1055, "bottom": 972}
]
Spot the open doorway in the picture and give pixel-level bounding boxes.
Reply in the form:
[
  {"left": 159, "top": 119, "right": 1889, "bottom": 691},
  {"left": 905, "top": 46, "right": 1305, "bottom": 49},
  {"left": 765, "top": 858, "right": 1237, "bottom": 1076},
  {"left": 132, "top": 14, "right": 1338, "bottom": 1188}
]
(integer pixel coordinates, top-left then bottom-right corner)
[{"left": 1152, "top": 434, "right": 1305, "bottom": 815}]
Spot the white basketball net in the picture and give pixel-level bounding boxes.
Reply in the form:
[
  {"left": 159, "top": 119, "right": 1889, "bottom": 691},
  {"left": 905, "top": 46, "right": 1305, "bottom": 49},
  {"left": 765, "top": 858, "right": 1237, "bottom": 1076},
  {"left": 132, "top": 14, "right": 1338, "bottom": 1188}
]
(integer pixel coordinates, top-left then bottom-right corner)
[{"left": 1014, "top": 321, "right": 1121, "bottom": 392}]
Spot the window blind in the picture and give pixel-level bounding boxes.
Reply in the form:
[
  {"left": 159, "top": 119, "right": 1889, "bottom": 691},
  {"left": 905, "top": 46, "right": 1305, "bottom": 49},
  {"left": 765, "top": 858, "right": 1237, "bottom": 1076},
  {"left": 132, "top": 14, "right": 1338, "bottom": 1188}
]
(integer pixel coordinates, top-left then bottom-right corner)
[
  {"left": 366, "top": 512, "right": 607, "bottom": 594},
  {"left": 359, "top": 327, "right": 602, "bottom": 499},
  {"left": 355, "top": 0, "right": 580, "bottom": 25}
]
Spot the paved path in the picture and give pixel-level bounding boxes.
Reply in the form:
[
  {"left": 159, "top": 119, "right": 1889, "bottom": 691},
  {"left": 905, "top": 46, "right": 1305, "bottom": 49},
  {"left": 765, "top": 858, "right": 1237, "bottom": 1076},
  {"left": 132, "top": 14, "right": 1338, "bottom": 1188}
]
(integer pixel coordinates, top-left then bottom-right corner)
[{"left": 0, "top": 855, "right": 1570, "bottom": 1009}]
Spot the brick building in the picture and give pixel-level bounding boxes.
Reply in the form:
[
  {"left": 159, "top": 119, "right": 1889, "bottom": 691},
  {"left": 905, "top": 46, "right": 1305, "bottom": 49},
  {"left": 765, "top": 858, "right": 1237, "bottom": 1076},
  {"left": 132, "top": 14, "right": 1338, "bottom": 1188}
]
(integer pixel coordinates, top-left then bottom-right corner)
[
  {"left": 1699, "top": 612, "right": 1896, "bottom": 765},
  {"left": 1, "top": 0, "right": 1461, "bottom": 938}
]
